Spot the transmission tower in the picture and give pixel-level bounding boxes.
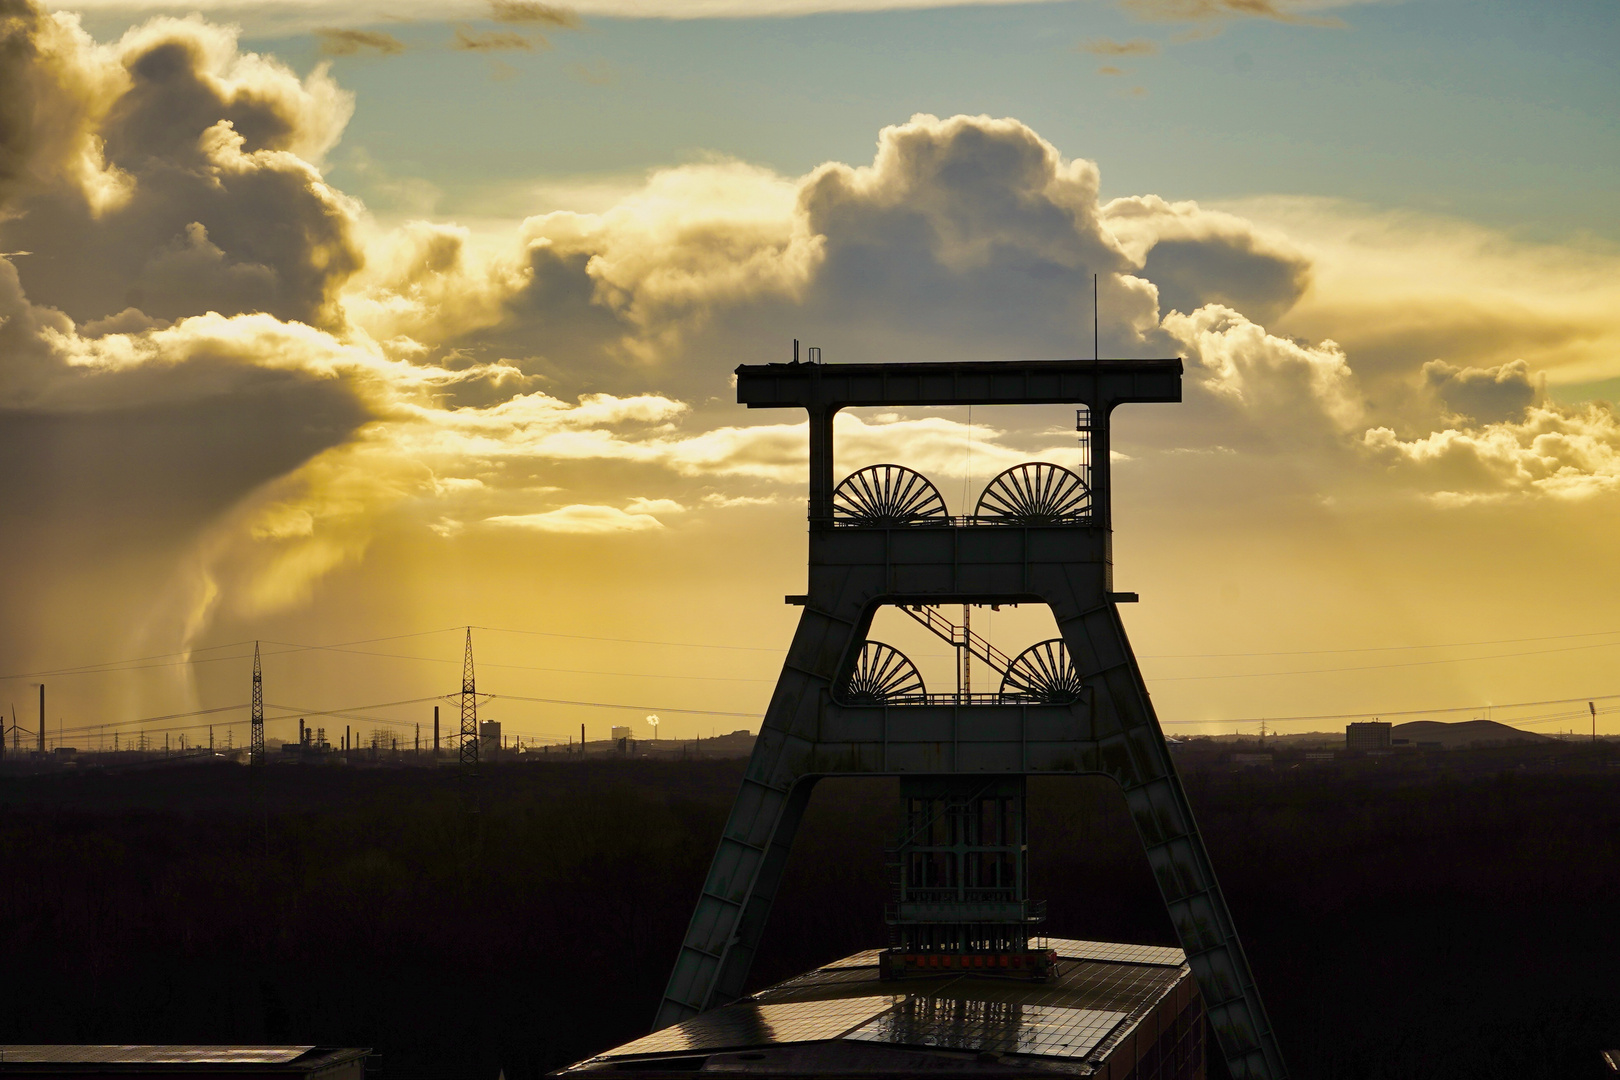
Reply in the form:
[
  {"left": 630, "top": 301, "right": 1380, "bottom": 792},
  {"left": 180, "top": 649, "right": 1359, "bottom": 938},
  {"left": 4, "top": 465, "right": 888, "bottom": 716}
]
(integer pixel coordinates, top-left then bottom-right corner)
[
  {"left": 250, "top": 641, "right": 265, "bottom": 766},
  {"left": 459, "top": 627, "right": 479, "bottom": 771}
]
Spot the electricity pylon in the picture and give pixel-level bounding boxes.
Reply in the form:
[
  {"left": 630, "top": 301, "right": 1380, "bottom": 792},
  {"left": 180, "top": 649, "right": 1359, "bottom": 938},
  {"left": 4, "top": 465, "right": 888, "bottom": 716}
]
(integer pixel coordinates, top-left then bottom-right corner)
[
  {"left": 249, "top": 641, "right": 265, "bottom": 767},
  {"left": 459, "top": 627, "right": 479, "bottom": 771}
]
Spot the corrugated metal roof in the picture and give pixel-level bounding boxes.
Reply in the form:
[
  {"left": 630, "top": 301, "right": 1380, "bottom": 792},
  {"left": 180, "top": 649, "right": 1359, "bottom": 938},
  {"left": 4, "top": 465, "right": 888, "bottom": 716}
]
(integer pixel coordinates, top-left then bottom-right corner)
[
  {"left": 846, "top": 998, "right": 1127, "bottom": 1060},
  {"left": 814, "top": 950, "right": 882, "bottom": 971},
  {"left": 564, "top": 942, "right": 1192, "bottom": 1073},
  {"left": 0, "top": 1049, "right": 316, "bottom": 1066},
  {"left": 754, "top": 952, "right": 1185, "bottom": 1016},
  {"left": 1045, "top": 938, "right": 1186, "bottom": 967},
  {"left": 594, "top": 998, "right": 900, "bottom": 1061}
]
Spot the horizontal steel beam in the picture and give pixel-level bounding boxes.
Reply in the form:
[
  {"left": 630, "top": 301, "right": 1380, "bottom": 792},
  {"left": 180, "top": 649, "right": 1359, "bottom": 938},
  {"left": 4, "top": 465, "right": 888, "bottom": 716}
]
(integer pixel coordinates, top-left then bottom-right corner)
[{"left": 736, "top": 358, "right": 1181, "bottom": 411}]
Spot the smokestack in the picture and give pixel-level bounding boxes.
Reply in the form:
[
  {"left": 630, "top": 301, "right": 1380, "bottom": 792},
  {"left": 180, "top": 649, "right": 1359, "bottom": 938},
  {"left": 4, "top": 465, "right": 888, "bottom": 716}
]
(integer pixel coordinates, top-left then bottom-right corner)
[
  {"left": 434, "top": 706, "right": 440, "bottom": 754},
  {"left": 581, "top": 723, "right": 586, "bottom": 754},
  {"left": 39, "top": 684, "right": 45, "bottom": 754}
]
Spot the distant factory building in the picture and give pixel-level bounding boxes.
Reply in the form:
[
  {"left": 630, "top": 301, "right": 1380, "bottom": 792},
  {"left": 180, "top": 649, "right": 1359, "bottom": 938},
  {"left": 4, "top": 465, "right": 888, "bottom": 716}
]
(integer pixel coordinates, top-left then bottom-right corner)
[
  {"left": 610, "top": 725, "right": 633, "bottom": 741},
  {"left": 479, "top": 721, "right": 501, "bottom": 755},
  {"left": 0, "top": 1047, "right": 367, "bottom": 1080},
  {"left": 1346, "top": 721, "right": 1392, "bottom": 751},
  {"left": 560, "top": 939, "right": 1203, "bottom": 1077}
]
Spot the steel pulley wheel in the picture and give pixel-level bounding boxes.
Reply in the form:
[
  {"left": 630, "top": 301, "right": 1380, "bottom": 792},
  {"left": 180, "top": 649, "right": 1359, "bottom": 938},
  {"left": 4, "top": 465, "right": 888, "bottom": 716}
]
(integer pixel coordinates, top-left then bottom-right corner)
[
  {"left": 973, "top": 463, "right": 1090, "bottom": 525},
  {"left": 833, "top": 465, "right": 949, "bottom": 526},
  {"left": 842, "top": 641, "right": 927, "bottom": 705},
  {"left": 1000, "top": 639, "right": 1084, "bottom": 704}
]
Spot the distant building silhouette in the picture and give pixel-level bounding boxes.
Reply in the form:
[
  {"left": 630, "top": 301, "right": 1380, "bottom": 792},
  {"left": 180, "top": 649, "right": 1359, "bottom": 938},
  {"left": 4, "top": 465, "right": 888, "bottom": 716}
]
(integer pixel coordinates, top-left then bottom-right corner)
[{"left": 1346, "top": 721, "right": 1392, "bottom": 751}]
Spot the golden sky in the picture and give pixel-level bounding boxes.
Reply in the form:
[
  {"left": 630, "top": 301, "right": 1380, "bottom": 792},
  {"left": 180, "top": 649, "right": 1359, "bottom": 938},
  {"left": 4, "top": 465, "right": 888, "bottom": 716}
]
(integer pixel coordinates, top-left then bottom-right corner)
[{"left": 3, "top": 0, "right": 1619, "bottom": 747}]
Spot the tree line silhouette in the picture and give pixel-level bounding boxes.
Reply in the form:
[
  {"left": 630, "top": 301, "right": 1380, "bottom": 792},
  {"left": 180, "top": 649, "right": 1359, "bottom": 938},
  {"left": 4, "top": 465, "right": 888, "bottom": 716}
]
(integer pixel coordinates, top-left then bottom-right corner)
[{"left": 0, "top": 753, "right": 1615, "bottom": 1079}]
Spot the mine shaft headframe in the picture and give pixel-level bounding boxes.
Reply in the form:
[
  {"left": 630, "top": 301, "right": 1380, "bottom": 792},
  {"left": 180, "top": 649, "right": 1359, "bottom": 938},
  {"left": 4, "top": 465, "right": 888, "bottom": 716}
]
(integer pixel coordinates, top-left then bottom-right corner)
[{"left": 734, "top": 358, "right": 1182, "bottom": 525}]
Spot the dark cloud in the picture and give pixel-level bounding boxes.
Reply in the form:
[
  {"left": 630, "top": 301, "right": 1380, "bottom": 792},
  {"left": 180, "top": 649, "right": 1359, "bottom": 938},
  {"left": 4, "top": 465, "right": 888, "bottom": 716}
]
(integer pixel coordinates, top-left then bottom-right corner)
[
  {"left": 314, "top": 28, "right": 406, "bottom": 56},
  {"left": 793, "top": 115, "right": 1146, "bottom": 362},
  {"left": 1139, "top": 236, "right": 1309, "bottom": 323},
  {"left": 1423, "top": 360, "right": 1540, "bottom": 424},
  {"left": 452, "top": 26, "right": 537, "bottom": 51},
  {"left": 1103, "top": 194, "right": 1312, "bottom": 324},
  {"left": 487, "top": 0, "right": 580, "bottom": 27},
  {"left": 0, "top": 3, "right": 363, "bottom": 328}
]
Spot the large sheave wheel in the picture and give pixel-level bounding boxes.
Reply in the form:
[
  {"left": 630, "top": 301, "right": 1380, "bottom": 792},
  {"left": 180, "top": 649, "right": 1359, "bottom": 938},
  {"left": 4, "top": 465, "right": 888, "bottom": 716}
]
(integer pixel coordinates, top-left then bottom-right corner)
[
  {"left": 843, "top": 641, "right": 927, "bottom": 704},
  {"left": 999, "top": 639, "right": 1084, "bottom": 704},
  {"left": 974, "top": 462, "right": 1090, "bottom": 525},
  {"left": 833, "top": 465, "right": 949, "bottom": 526}
]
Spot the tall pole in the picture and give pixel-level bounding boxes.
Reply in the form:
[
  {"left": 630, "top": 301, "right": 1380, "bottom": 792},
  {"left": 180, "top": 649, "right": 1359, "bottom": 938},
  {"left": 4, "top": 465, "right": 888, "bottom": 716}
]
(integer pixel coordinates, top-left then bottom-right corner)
[
  {"left": 39, "top": 684, "right": 45, "bottom": 755},
  {"left": 459, "top": 627, "right": 479, "bottom": 770},
  {"left": 250, "top": 641, "right": 265, "bottom": 766},
  {"left": 434, "top": 706, "right": 440, "bottom": 755},
  {"left": 961, "top": 605, "right": 972, "bottom": 697}
]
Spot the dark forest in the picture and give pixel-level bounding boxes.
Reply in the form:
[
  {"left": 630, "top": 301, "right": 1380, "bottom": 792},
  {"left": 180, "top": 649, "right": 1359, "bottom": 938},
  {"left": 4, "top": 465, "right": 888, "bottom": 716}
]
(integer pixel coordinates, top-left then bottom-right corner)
[{"left": 1, "top": 754, "right": 1616, "bottom": 1080}]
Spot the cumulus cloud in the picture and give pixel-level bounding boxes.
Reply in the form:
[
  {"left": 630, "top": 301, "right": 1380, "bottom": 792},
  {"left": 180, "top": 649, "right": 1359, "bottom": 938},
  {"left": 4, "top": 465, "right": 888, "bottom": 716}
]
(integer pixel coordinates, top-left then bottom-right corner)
[
  {"left": 1363, "top": 404, "right": 1620, "bottom": 503},
  {"left": 1220, "top": 197, "right": 1620, "bottom": 390},
  {"left": 1164, "top": 303, "right": 1362, "bottom": 437},
  {"left": 1104, "top": 194, "right": 1311, "bottom": 324},
  {"left": 1422, "top": 359, "right": 1541, "bottom": 426},
  {"left": 0, "top": 4, "right": 361, "bottom": 329},
  {"left": 6, "top": 0, "right": 1618, "bottom": 716}
]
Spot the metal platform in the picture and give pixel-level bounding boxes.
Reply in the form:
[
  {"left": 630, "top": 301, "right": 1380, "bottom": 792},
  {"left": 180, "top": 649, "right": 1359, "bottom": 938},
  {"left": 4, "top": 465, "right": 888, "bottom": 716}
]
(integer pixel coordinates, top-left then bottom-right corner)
[{"left": 566, "top": 941, "right": 1200, "bottom": 1076}]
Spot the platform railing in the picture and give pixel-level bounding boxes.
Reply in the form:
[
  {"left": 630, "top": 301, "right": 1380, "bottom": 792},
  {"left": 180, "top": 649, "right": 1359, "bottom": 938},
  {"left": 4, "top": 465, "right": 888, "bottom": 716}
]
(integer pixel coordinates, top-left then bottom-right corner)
[{"left": 844, "top": 691, "right": 1080, "bottom": 708}]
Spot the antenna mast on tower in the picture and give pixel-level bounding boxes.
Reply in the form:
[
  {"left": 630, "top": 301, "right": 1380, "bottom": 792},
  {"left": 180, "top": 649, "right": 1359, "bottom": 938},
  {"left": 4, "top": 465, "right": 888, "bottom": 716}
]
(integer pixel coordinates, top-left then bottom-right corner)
[{"left": 250, "top": 641, "right": 265, "bottom": 766}]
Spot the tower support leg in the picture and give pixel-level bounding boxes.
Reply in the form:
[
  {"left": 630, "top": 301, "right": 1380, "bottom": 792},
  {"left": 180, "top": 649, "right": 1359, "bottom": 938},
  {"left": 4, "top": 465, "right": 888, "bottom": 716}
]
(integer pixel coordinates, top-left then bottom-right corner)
[{"left": 1059, "top": 601, "right": 1286, "bottom": 1080}]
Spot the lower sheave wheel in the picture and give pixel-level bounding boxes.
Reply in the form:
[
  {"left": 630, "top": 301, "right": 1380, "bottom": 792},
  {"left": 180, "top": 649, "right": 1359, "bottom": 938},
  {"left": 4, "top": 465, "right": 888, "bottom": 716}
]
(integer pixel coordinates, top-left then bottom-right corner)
[
  {"left": 1000, "top": 639, "right": 1084, "bottom": 704},
  {"left": 843, "top": 642, "right": 927, "bottom": 704}
]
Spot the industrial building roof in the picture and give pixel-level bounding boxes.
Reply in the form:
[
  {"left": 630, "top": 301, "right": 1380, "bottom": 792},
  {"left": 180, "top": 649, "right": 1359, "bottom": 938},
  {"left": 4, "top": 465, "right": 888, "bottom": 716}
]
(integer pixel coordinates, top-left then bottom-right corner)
[
  {"left": 561, "top": 939, "right": 1191, "bottom": 1076},
  {"left": 0, "top": 1048, "right": 369, "bottom": 1074}
]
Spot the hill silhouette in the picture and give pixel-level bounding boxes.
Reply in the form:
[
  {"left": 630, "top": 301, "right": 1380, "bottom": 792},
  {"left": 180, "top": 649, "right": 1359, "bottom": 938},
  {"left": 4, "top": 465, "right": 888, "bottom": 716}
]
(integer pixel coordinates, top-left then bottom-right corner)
[{"left": 1392, "top": 718, "right": 1550, "bottom": 748}]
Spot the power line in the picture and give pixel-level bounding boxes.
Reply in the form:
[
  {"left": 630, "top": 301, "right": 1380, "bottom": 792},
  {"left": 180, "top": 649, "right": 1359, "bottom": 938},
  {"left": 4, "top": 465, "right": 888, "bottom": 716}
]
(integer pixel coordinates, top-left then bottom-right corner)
[
  {"left": 0, "top": 629, "right": 464, "bottom": 682},
  {"left": 0, "top": 624, "right": 782, "bottom": 683},
  {"left": 258, "top": 641, "right": 776, "bottom": 683},
  {"left": 1146, "top": 636, "right": 1620, "bottom": 682},
  {"left": 56, "top": 702, "right": 249, "bottom": 737},
  {"left": 0, "top": 641, "right": 257, "bottom": 681},
  {"left": 491, "top": 692, "right": 757, "bottom": 719},
  {"left": 1186, "top": 689, "right": 1620, "bottom": 728},
  {"left": 474, "top": 625, "right": 781, "bottom": 653},
  {"left": 1137, "top": 625, "right": 1620, "bottom": 660}
]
